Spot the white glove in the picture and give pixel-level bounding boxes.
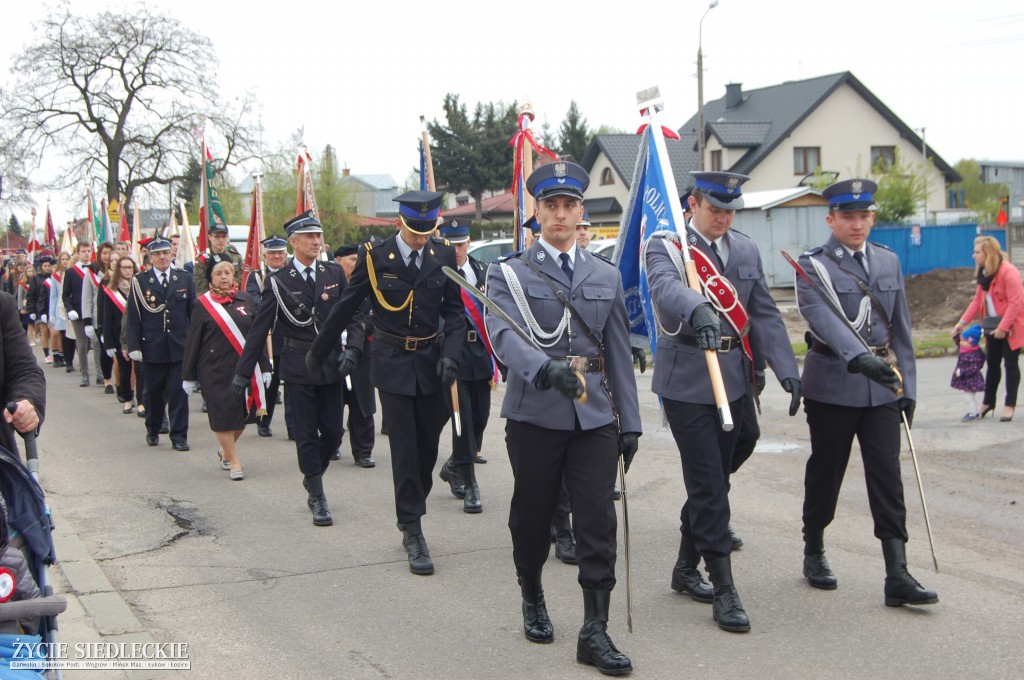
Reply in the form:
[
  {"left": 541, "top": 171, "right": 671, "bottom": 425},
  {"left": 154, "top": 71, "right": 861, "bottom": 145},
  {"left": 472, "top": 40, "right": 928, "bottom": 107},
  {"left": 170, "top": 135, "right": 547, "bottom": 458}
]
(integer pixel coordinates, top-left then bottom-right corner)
[
  {"left": 67, "top": 310, "right": 79, "bottom": 321},
  {"left": 128, "top": 350, "right": 143, "bottom": 362},
  {"left": 84, "top": 325, "right": 97, "bottom": 341},
  {"left": 106, "top": 348, "right": 116, "bottom": 358},
  {"left": 181, "top": 380, "right": 199, "bottom": 395},
  {"left": 261, "top": 372, "right": 272, "bottom": 389},
  {"left": 41, "top": 315, "right": 48, "bottom": 324},
  {"left": 29, "top": 313, "right": 36, "bottom": 321}
]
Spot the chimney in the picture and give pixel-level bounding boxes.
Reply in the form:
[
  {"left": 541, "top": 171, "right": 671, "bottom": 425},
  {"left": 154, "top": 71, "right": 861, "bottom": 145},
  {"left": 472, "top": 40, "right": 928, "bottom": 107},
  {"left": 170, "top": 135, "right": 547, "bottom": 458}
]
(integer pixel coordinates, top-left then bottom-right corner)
[
  {"left": 342, "top": 167, "right": 351, "bottom": 177},
  {"left": 725, "top": 83, "right": 743, "bottom": 109}
]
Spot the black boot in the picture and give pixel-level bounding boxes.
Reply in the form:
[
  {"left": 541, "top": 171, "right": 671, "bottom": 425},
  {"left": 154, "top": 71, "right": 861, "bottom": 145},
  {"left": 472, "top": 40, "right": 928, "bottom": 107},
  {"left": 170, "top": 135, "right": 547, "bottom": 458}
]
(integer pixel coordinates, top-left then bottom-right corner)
[
  {"left": 882, "top": 538, "right": 938, "bottom": 606},
  {"left": 399, "top": 520, "right": 434, "bottom": 575},
  {"left": 518, "top": 571, "right": 553, "bottom": 643},
  {"left": 302, "top": 475, "right": 332, "bottom": 526},
  {"left": 459, "top": 463, "right": 482, "bottom": 513},
  {"left": 803, "top": 529, "right": 837, "bottom": 590},
  {"left": 670, "top": 533, "right": 713, "bottom": 603},
  {"left": 552, "top": 512, "right": 577, "bottom": 565},
  {"left": 576, "top": 588, "right": 632, "bottom": 676},
  {"left": 439, "top": 457, "right": 465, "bottom": 499},
  {"left": 705, "top": 555, "right": 750, "bottom": 632},
  {"left": 727, "top": 524, "right": 744, "bottom": 550}
]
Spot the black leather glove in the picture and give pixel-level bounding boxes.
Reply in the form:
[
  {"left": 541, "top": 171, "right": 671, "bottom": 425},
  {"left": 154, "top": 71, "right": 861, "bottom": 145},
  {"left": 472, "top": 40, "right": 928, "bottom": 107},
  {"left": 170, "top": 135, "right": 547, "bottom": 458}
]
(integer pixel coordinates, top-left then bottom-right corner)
[
  {"left": 899, "top": 397, "right": 916, "bottom": 428},
  {"left": 781, "top": 377, "right": 802, "bottom": 416},
  {"left": 755, "top": 369, "right": 766, "bottom": 395},
  {"left": 618, "top": 432, "right": 640, "bottom": 473},
  {"left": 689, "top": 303, "right": 721, "bottom": 351},
  {"left": 534, "top": 360, "right": 582, "bottom": 400},
  {"left": 305, "top": 350, "right": 323, "bottom": 375},
  {"left": 336, "top": 347, "right": 361, "bottom": 380},
  {"left": 437, "top": 356, "right": 458, "bottom": 387},
  {"left": 631, "top": 346, "right": 647, "bottom": 374},
  {"left": 848, "top": 353, "right": 901, "bottom": 393},
  {"left": 229, "top": 375, "right": 249, "bottom": 399}
]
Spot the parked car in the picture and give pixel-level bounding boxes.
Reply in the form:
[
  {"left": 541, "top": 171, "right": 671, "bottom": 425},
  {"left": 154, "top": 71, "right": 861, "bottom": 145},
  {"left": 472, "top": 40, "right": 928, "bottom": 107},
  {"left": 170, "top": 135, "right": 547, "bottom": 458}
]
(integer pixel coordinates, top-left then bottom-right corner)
[
  {"left": 467, "top": 238, "right": 514, "bottom": 269},
  {"left": 588, "top": 239, "right": 617, "bottom": 262}
]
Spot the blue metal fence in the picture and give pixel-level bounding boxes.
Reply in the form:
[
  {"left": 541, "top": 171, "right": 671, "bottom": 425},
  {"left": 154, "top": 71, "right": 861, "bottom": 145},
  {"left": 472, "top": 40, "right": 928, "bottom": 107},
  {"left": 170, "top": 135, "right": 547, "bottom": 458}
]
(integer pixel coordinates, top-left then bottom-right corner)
[{"left": 869, "top": 224, "right": 1006, "bottom": 275}]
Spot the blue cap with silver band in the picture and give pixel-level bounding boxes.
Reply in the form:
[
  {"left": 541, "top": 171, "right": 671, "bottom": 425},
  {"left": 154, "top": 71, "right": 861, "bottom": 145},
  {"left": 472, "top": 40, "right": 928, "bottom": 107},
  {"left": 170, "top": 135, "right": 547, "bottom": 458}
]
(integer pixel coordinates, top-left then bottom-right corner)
[
  {"left": 527, "top": 161, "right": 589, "bottom": 201},
  {"left": 261, "top": 234, "right": 288, "bottom": 251},
  {"left": 438, "top": 217, "right": 470, "bottom": 244},
  {"left": 822, "top": 178, "right": 877, "bottom": 211},
  {"left": 689, "top": 171, "right": 750, "bottom": 210},
  {"left": 284, "top": 210, "right": 323, "bottom": 236}
]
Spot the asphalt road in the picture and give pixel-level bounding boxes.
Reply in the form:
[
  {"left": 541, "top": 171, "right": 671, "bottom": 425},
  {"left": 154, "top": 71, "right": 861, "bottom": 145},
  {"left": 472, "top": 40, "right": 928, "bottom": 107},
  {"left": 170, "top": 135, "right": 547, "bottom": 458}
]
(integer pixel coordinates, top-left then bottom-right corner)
[{"left": 32, "top": 353, "right": 1024, "bottom": 679}]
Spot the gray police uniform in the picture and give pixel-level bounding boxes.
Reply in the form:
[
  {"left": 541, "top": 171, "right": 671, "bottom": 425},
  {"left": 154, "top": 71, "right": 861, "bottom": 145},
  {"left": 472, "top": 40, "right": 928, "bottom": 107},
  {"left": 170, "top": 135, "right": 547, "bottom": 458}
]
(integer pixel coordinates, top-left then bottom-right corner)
[
  {"left": 646, "top": 226, "right": 799, "bottom": 558},
  {"left": 797, "top": 234, "right": 916, "bottom": 541},
  {"left": 485, "top": 239, "right": 642, "bottom": 589}
]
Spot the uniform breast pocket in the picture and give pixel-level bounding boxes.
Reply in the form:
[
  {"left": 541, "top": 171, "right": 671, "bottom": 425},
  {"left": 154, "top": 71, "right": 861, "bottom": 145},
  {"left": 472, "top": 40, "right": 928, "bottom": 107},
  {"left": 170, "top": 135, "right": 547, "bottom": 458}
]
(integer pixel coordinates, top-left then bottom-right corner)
[
  {"left": 876, "top": 276, "right": 900, "bottom": 310},
  {"left": 526, "top": 284, "right": 564, "bottom": 323},
  {"left": 376, "top": 277, "right": 412, "bottom": 306},
  {"left": 734, "top": 264, "right": 761, "bottom": 298},
  {"left": 578, "top": 285, "right": 614, "bottom": 327}
]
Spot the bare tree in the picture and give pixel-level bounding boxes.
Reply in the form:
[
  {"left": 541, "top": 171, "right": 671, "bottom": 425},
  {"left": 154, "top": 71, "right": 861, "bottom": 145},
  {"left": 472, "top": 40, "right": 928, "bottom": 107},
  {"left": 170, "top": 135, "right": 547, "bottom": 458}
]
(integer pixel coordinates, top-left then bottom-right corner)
[{"left": 0, "top": 1, "right": 259, "bottom": 211}]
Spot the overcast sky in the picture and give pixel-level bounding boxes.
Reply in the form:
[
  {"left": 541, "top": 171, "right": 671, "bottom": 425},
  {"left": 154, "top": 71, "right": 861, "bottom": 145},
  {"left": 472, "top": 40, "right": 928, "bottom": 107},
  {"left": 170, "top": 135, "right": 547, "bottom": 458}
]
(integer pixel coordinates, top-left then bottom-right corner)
[{"left": 2, "top": 0, "right": 1022, "bottom": 229}]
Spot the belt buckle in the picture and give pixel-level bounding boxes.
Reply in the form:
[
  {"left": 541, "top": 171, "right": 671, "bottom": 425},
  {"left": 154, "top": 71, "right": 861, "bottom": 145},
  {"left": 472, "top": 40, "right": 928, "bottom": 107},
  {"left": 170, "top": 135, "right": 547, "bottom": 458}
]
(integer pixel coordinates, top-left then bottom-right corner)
[
  {"left": 467, "top": 330, "right": 477, "bottom": 343},
  {"left": 719, "top": 337, "right": 734, "bottom": 353},
  {"left": 565, "top": 355, "right": 584, "bottom": 372},
  {"left": 404, "top": 337, "right": 417, "bottom": 351}
]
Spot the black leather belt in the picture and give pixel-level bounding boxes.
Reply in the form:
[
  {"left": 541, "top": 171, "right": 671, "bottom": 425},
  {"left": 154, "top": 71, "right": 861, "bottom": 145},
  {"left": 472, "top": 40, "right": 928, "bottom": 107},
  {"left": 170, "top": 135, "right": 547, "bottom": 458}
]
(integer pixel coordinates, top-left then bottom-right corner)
[
  {"left": 811, "top": 340, "right": 890, "bottom": 358},
  {"left": 282, "top": 337, "right": 312, "bottom": 352},
  {"left": 467, "top": 330, "right": 478, "bottom": 343},
  {"left": 565, "top": 356, "right": 604, "bottom": 373},
  {"left": 676, "top": 335, "right": 739, "bottom": 352},
  {"left": 375, "top": 329, "right": 438, "bottom": 351}
]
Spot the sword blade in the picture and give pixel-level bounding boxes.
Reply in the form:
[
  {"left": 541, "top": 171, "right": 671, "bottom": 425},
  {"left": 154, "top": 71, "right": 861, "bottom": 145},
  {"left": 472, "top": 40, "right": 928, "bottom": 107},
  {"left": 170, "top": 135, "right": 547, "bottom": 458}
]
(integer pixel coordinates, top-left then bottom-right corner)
[
  {"left": 442, "top": 266, "right": 543, "bottom": 352},
  {"left": 618, "top": 455, "right": 633, "bottom": 633}
]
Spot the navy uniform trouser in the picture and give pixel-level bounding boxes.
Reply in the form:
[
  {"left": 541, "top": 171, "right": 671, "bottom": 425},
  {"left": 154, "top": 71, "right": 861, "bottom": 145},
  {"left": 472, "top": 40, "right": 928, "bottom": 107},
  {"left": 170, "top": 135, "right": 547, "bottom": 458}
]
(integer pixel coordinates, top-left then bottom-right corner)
[
  {"left": 663, "top": 395, "right": 748, "bottom": 560},
  {"left": 142, "top": 361, "right": 187, "bottom": 445},
  {"left": 286, "top": 381, "right": 344, "bottom": 480},
  {"left": 446, "top": 377, "right": 491, "bottom": 466},
  {"left": 802, "top": 399, "right": 908, "bottom": 541},
  {"left": 341, "top": 384, "right": 375, "bottom": 460},
  {"left": 378, "top": 386, "right": 449, "bottom": 524},
  {"left": 506, "top": 418, "right": 618, "bottom": 590}
]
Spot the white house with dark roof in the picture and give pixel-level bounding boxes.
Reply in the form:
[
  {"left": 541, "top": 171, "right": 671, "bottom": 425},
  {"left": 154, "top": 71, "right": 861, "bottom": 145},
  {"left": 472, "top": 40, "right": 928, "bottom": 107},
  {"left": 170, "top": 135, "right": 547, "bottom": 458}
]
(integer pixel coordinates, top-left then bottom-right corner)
[
  {"left": 339, "top": 172, "right": 401, "bottom": 218},
  {"left": 581, "top": 71, "right": 961, "bottom": 227}
]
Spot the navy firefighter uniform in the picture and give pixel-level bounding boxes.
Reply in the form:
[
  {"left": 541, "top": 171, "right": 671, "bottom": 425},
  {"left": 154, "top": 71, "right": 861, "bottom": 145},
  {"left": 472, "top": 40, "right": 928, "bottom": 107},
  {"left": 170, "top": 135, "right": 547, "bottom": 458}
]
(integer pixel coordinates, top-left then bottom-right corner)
[
  {"left": 485, "top": 161, "right": 640, "bottom": 675},
  {"left": 306, "top": 191, "right": 465, "bottom": 576},
  {"left": 796, "top": 178, "right": 936, "bottom": 606},
  {"left": 124, "top": 238, "right": 196, "bottom": 450},
  {"left": 235, "top": 213, "right": 349, "bottom": 527}
]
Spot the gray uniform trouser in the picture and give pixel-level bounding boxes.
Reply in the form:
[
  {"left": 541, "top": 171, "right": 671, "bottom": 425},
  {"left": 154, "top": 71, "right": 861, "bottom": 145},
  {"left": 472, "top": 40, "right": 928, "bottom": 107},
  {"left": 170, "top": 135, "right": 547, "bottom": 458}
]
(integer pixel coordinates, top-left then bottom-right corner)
[{"left": 70, "top": 319, "right": 92, "bottom": 378}]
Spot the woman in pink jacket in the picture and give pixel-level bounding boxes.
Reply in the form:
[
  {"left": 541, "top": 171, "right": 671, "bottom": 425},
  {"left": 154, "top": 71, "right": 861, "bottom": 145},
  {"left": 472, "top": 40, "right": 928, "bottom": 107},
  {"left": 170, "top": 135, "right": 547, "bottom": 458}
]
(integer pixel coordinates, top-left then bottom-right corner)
[{"left": 954, "top": 236, "right": 1024, "bottom": 421}]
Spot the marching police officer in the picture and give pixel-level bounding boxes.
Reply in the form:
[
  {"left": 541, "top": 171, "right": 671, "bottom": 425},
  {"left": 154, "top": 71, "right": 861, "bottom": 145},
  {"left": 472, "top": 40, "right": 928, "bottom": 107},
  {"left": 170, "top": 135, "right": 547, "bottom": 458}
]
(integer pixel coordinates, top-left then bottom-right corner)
[
  {"left": 485, "top": 161, "right": 640, "bottom": 675},
  {"left": 331, "top": 243, "right": 377, "bottom": 468},
  {"left": 796, "top": 178, "right": 936, "bottom": 606},
  {"left": 246, "top": 234, "right": 294, "bottom": 439},
  {"left": 436, "top": 218, "right": 494, "bottom": 513},
  {"left": 306, "top": 192, "right": 464, "bottom": 574},
  {"left": 644, "top": 171, "right": 801, "bottom": 633},
  {"left": 235, "top": 213, "right": 349, "bottom": 526},
  {"left": 124, "top": 237, "right": 196, "bottom": 450}
]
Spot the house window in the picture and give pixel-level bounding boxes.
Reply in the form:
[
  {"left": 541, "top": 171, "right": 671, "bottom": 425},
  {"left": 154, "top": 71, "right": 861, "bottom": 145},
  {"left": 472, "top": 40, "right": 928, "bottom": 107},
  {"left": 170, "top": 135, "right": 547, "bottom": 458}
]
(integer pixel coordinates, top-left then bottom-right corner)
[
  {"left": 456, "top": 195, "right": 469, "bottom": 207},
  {"left": 793, "top": 147, "right": 821, "bottom": 175},
  {"left": 710, "top": 150, "right": 723, "bottom": 172},
  {"left": 871, "top": 146, "right": 896, "bottom": 172},
  {"left": 600, "top": 168, "right": 614, "bottom": 185}
]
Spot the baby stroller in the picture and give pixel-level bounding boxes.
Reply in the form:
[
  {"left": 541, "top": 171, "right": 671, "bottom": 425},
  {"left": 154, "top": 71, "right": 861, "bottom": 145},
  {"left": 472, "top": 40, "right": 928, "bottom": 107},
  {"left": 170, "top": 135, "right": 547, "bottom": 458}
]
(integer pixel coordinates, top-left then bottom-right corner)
[{"left": 0, "top": 421, "right": 68, "bottom": 680}]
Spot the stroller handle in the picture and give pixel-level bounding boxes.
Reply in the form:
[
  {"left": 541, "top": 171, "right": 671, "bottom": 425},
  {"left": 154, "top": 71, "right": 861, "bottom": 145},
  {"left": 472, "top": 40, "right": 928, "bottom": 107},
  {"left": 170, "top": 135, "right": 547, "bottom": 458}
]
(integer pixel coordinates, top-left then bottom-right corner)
[{"left": 6, "top": 401, "right": 39, "bottom": 473}]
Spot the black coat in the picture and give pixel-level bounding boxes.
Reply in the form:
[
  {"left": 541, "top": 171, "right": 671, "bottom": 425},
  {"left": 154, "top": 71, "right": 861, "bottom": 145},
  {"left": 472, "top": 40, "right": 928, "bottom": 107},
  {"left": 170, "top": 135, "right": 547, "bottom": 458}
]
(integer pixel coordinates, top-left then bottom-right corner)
[
  {"left": 455, "top": 255, "right": 495, "bottom": 383},
  {"left": 124, "top": 267, "right": 196, "bottom": 364},
  {"left": 0, "top": 292, "right": 46, "bottom": 453},
  {"left": 62, "top": 264, "right": 90, "bottom": 318},
  {"left": 236, "top": 259, "right": 348, "bottom": 386},
  {"left": 100, "top": 285, "right": 130, "bottom": 351},
  {"left": 310, "top": 233, "right": 465, "bottom": 397},
  {"left": 183, "top": 292, "right": 267, "bottom": 431},
  {"left": 246, "top": 266, "right": 286, "bottom": 358}
]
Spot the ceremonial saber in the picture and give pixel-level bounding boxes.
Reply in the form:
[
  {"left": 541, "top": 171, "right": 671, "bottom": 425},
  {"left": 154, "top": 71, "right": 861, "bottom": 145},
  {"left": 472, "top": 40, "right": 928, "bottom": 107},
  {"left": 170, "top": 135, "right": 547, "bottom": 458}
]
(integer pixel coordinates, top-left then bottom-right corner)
[
  {"left": 451, "top": 382, "right": 462, "bottom": 437},
  {"left": 901, "top": 412, "right": 939, "bottom": 571},
  {"left": 782, "top": 251, "right": 937, "bottom": 568},
  {"left": 637, "top": 86, "right": 731, "bottom": 431},
  {"left": 618, "top": 455, "right": 633, "bottom": 633},
  {"left": 442, "top": 266, "right": 586, "bottom": 403}
]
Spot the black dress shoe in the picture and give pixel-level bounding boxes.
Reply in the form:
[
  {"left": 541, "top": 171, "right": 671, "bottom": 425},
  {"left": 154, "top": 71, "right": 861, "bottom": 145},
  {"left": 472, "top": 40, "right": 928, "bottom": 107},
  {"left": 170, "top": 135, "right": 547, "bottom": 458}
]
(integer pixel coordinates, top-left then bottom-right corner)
[
  {"left": 473, "top": 454, "right": 487, "bottom": 464},
  {"left": 309, "top": 494, "right": 333, "bottom": 526},
  {"left": 257, "top": 424, "right": 272, "bottom": 437},
  {"left": 146, "top": 435, "right": 159, "bottom": 446},
  {"left": 159, "top": 419, "right": 170, "bottom": 435},
  {"left": 463, "top": 481, "right": 482, "bottom": 514},
  {"left": 728, "top": 524, "right": 744, "bottom": 550},
  {"left": 173, "top": 441, "right": 190, "bottom": 452},
  {"left": 439, "top": 459, "right": 465, "bottom": 499},
  {"left": 201, "top": 401, "right": 208, "bottom": 413},
  {"left": 104, "top": 384, "right": 115, "bottom": 395},
  {"left": 66, "top": 364, "right": 76, "bottom": 373},
  {"left": 803, "top": 552, "right": 837, "bottom": 590},
  {"left": 330, "top": 450, "right": 342, "bottom": 461},
  {"left": 354, "top": 457, "right": 376, "bottom": 468},
  {"left": 555, "top": 531, "right": 578, "bottom": 565},
  {"left": 400, "top": 521, "right": 434, "bottom": 575}
]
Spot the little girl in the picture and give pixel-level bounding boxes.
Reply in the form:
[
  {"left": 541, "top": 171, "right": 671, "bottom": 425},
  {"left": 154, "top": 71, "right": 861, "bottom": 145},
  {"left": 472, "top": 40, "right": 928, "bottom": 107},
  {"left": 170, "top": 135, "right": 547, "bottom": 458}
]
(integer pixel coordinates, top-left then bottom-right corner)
[{"left": 952, "top": 324, "right": 986, "bottom": 421}]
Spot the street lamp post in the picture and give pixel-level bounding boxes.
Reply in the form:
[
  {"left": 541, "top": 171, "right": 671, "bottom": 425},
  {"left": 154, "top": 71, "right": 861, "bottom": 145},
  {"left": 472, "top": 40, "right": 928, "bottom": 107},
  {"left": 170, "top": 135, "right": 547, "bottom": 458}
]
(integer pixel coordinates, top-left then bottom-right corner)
[
  {"left": 697, "top": 0, "right": 719, "bottom": 171},
  {"left": 915, "top": 126, "right": 928, "bottom": 222}
]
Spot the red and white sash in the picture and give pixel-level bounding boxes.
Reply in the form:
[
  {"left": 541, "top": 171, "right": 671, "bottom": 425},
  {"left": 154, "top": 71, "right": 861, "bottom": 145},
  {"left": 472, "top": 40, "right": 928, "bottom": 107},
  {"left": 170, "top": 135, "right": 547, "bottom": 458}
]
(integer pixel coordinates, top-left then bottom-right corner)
[
  {"left": 102, "top": 285, "right": 127, "bottom": 314},
  {"left": 197, "top": 292, "right": 266, "bottom": 415},
  {"left": 69, "top": 263, "right": 87, "bottom": 281},
  {"left": 87, "top": 268, "right": 101, "bottom": 288}
]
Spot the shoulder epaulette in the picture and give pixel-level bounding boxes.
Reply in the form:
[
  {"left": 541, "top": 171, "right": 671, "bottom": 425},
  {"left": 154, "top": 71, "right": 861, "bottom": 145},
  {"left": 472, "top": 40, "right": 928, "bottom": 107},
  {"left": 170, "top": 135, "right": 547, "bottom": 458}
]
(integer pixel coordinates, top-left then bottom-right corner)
[
  {"left": 496, "top": 250, "right": 524, "bottom": 263},
  {"left": 363, "top": 240, "right": 374, "bottom": 251},
  {"left": 803, "top": 246, "right": 824, "bottom": 257},
  {"left": 430, "top": 235, "right": 450, "bottom": 247},
  {"left": 589, "top": 250, "right": 614, "bottom": 265},
  {"left": 869, "top": 241, "right": 893, "bottom": 252},
  {"left": 730, "top": 229, "right": 753, "bottom": 242}
]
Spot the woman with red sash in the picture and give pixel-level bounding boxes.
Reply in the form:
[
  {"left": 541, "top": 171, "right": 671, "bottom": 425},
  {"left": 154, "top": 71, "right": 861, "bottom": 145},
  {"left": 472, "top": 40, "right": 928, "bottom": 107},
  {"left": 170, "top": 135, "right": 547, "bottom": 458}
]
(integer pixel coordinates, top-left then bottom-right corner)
[
  {"left": 182, "top": 256, "right": 269, "bottom": 481},
  {"left": 103, "top": 254, "right": 143, "bottom": 414}
]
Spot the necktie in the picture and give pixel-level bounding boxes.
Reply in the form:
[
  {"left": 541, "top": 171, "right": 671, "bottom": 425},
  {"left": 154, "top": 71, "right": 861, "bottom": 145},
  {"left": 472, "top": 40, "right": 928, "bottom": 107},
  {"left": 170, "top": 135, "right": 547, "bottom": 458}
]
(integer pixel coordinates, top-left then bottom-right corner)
[
  {"left": 853, "top": 251, "right": 867, "bottom": 276},
  {"left": 409, "top": 250, "right": 419, "bottom": 275},
  {"left": 559, "top": 253, "right": 573, "bottom": 283},
  {"left": 710, "top": 241, "right": 726, "bottom": 271},
  {"left": 160, "top": 272, "right": 168, "bottom": 289},
  {"left": 304, "top": 266, "right": 316, "bottom": 294}
]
